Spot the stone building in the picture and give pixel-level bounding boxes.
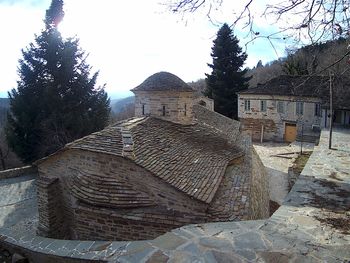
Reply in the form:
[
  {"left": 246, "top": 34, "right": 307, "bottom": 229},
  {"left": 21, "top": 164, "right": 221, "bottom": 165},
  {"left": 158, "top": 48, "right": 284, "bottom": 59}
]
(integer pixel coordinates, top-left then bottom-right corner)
[
  {"left": 238, "top": 75, "right": 350, "bottom": 142},
  {"left": 36, "top": 72, "right": 269, "bottom": 241}
]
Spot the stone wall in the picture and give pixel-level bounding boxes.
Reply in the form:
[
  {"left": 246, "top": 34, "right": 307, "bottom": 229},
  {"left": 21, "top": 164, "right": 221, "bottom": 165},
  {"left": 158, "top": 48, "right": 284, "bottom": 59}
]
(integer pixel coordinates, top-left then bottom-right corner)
[
  {"left": 37, "top": 177, "right": 68, "bottom": 239},
  {"left": 249, "top": 146, "right": 270, "bottom": 219},
  {"left": 0, "top": 165, "right": 37, "bottom": 179},
  {"left": 238, "top": 94, "right": 322, "bottom": 141},
  {"left": 134, "top": 91, "right": 194, "bottom": 124},
  {"left": 38, "top": 149, "right": 209, "bottom": 241},
  {"left": 195, "top": 96, "right": 214, "bottom": 111},
  {"left": 240, "top": 118, "right": 279, "bottom": 141},
  {"left": 193, "top": 104, "right": 240, "bottom": 143}
]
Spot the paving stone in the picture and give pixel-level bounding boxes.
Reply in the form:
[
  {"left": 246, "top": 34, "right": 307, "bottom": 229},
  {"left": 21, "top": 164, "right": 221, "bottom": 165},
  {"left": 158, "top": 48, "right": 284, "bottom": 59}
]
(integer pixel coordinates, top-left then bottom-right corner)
[
  {"left": 198, "top": 237, "right": 233, "bottom": 251},
  {"left": 168, "top": 251, "right": 205, "bottom": 263},
  {"left": 150, "top": 232, "right": 187, "bottom": 250},
  {"left": 206, "top": 250, "right": 244, "bottom": 263},
  {"left": 234, "top": 249, "right": 256, "bottom": 261},
  {"left": 257, "top": 251, "right": 293, "bottom": 263},
  {"left": 146, "top": 250, "right": 169, "bottom": 263},
  {"left": 118, "top": 246, "right": 156, "bottom": 263},
  {"left": 180, "top": 243, "right": 202, "bottom": 255},
  {"left": 234, "top": 232, "right": 267, "bottom": 250}
]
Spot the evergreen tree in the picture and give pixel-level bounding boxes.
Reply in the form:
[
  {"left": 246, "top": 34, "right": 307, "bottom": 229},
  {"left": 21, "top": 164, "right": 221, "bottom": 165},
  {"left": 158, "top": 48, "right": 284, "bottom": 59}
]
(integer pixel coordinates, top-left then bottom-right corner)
[
  {"left": 6, "top": 0, "right": 110, "bottom": 163},
  {"left": 205, "top": 23, "right": 250, "bottom": 119}
]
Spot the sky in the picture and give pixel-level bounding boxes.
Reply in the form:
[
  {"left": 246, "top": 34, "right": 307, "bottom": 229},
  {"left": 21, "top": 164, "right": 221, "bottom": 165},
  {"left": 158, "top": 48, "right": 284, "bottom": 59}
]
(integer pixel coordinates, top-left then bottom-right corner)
[{"left": 0, "top": 0, "right": 290, "bottom": 99}]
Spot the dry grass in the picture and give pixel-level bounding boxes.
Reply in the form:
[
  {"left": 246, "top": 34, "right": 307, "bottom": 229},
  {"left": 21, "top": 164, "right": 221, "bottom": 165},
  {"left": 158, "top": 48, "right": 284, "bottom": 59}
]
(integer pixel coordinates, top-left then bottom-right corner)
[{"left": 292, "top": 151, "right": 312, "bottom": 175}]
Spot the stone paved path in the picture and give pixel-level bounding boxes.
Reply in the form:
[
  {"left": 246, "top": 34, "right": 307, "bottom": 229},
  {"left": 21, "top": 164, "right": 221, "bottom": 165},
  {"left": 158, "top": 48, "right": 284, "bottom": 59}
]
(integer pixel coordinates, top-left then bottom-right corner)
[
  {"left": 254, "top": 142, "right": 314, "bottom": 204},
  {"left": 0, "top": 175, "right": 38, "bottom": 234}
]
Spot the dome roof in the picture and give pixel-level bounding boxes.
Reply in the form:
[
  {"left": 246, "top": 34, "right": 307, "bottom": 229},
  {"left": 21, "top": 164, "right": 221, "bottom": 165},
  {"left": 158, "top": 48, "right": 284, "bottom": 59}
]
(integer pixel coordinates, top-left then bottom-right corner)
[{"left": 131, "top": 71, "right": 194, "bottom": 92}]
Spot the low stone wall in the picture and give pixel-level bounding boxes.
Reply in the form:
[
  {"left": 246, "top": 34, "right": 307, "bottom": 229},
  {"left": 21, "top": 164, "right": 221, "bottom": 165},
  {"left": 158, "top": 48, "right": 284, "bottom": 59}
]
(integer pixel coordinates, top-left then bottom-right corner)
[
  {"left": 249, "top": 146, "right": 270, "bottom": 219},
  {"left": 0, "top": 165, "right": 37, "bottom": 179}
]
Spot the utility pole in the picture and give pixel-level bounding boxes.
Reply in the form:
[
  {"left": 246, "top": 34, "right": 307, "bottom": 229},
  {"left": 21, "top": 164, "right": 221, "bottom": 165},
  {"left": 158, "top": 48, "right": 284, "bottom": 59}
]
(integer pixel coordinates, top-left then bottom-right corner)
[{"left": 329, "top": 72, "right": 333, "bottom": 149}]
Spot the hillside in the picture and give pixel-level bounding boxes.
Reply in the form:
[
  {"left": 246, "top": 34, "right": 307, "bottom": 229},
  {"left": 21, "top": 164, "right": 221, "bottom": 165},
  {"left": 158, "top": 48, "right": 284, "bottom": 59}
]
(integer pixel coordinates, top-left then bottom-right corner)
[
  {"left": 0, "top": 98, "right": 9, "bottom": 127},
  {"left": 247, "top": 38, "right": 349, "bottom": 88},
  {"left": 0, "top": 98, "right": 9, "bottom": 108},
  {"left": 110, "top": 96, "right": 134, "bottom": 114}
]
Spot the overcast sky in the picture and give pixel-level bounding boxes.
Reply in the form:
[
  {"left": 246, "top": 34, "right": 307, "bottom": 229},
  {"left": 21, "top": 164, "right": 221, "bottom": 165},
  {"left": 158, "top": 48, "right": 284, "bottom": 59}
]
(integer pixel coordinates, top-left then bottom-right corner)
[{"left": 0, "top": 0, "right": 288, "bottom": 99}]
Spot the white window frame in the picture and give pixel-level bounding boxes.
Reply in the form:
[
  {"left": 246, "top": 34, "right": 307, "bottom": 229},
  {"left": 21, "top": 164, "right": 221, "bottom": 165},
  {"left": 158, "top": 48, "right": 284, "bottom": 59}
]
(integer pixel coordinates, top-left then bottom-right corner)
[
  {"left": 277, "top": 101, "right": 285, "bottom": 114},
  {"left": 296, "top": 101, "right": 304, "bottom": 115},
  {"left": 244, "top": 99, "right": 251, "bottom": 111},
  {"left": 260, "top": 100, "right": 267, "bottom": 112}
]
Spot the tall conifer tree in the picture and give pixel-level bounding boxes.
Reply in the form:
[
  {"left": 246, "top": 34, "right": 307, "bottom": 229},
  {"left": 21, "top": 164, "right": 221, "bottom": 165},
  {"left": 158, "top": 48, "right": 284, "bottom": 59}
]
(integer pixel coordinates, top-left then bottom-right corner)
[
  {"left": 205, "top": 23, "right": 250, "bottom": 119},
  {"left": 6, "top": 0, "right": 110, "bottom": 163}
]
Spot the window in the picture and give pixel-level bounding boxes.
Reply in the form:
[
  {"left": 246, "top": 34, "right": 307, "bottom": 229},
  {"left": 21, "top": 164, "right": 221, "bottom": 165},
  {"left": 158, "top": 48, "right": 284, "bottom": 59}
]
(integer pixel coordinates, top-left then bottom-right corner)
[
  {"left": 184, "top": 104, "right": 187, "bottom": 116},
  {"left": 315, "top": 103, "right": 321, "bottom": 117},
  {"left": 162, "top": 105, "right": 166, "bottom": 116},
  {"left": 296, "top": 102, "right": 304, "bottom": 115},
  {"left": 260, "top": 100, "right": 267, "bottom": 112},
  {"left": 277, "top": 101, "right": 285, "bottom": 113},
  {"left": 244, "top": 100, "right": 250, "bottom": 111},
  {"left": 142, "top": 104, "right": 145, "bottom": 115}
]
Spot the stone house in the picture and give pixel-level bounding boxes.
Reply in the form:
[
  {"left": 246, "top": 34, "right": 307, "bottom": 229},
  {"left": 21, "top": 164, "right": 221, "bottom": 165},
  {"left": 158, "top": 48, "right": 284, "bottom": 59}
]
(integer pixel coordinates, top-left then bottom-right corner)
[
  {"left": 36, "top": 72, "right": 269, "bottom": 241},
  {"left": 238, "top": 75, "right": 350, "bottom": 142}
]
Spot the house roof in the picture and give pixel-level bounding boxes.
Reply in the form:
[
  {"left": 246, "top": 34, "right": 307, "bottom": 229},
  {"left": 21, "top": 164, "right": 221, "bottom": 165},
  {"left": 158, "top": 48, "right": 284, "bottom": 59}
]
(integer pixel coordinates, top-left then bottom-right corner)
[
  {"left": 39, "top": 110, "right": 243, "bottom": 204},
  {"left": 131, "top": 71, "right": 194, "bottom": 92},
  {"left": 239, "top": 75, "right": 330, "bottom": 97}
]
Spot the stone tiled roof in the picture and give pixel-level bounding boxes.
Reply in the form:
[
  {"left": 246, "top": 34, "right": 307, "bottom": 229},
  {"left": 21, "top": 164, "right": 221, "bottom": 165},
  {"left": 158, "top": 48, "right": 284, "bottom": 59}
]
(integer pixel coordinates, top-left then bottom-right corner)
[
  {"left": 131, "top": 72, "right": 194, "bottom": 92},
  {"left": 126, "top": 118, "right": 243, "bottom": 203},
  {"left": 67, "top": 125, "right": 124, "bottom": 156},
  {"left": 68, "top": 168, "right": 155, "bottom": 208},
  {"left": 55, "top": 114, "right": 243, "bottom": 204},
  {"left": 239, "top": 75, "right": 329, "bottom": 97}
]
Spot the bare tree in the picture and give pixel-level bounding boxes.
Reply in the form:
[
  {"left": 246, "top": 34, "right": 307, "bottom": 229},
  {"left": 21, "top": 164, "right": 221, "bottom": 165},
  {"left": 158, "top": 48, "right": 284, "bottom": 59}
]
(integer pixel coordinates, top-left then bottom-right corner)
[{"left": 167, "top": 0, "right": 350, "bottom": 44}]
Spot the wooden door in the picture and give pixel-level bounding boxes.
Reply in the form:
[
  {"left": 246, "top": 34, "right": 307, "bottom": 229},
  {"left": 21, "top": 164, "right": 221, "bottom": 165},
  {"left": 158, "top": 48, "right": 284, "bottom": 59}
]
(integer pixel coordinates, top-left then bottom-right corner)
[{"left": 285, "top": 123, "right": 297, "bottom": 142}]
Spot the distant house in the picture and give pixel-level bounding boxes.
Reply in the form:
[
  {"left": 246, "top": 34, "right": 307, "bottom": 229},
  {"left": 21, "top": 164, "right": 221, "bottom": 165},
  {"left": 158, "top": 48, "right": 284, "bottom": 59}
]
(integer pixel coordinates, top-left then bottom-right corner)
[
  {"left": 36, "top": 72, "right": 269, "bottom": 241},
  {"left": 238, "top": 75, "right": 350, "bottom": 142}
]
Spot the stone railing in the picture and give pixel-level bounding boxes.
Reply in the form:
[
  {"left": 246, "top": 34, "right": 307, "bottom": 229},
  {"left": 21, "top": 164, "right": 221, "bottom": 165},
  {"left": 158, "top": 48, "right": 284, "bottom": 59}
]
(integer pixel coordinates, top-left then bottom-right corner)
[
  {"left": 0, "top": 165, "right": 37, "bottom": 179},
  {"left": 0, "top": 129, "right": 349, "bottom": 262}
]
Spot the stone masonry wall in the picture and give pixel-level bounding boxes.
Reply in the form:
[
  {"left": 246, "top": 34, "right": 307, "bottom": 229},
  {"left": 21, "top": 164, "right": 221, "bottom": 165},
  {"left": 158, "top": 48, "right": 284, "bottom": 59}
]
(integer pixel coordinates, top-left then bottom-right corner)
[
  {"left": 195, "top": 97, "right": 214, "bottom": 111},
  {"left": 38, "top": 149, "right": 209, "bottom": 241},
  {"left": 0, "top": 165, "right": 37, "bottom": 179},
  {"left": 36, "top": 177, "right": 68, "bottom": 239},
  {"left": 249, "top": 146, "right": 270, "bottom": 219},
  {"left": 238, "top": 94, "right": 322, "bottom": 141},
  {"left": 134, "top": 91, "right": 194, "bottom": 124},
  {"left": 240, "top": 118, "right": 278, "bottom": 141}
]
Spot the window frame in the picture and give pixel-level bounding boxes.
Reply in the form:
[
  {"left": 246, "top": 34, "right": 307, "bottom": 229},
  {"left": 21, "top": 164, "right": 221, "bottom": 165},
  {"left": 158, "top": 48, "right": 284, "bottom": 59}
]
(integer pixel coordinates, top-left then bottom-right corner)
[
  {"left": 277, "top": 101, "right": 285, "bottom": 114},
  {"left": 296, "top": 101, "right": 304, "bottom": 115},
  {"left": 244, "top": 99, "right": 251, "bottom": 111}
]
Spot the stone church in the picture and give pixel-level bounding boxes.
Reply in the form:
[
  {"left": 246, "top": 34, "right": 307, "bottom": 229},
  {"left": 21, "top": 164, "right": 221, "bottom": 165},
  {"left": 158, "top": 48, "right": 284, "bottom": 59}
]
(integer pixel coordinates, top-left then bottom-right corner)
[{"left": 36, "top": 72, "right": 269, "bottom": 241}]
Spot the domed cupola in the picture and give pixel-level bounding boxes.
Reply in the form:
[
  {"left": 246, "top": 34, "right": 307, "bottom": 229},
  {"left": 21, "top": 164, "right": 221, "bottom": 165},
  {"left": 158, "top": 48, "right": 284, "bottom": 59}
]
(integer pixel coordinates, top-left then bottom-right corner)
[{"left": 131, "top": 72, "right": 195, "bottom": 124}]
